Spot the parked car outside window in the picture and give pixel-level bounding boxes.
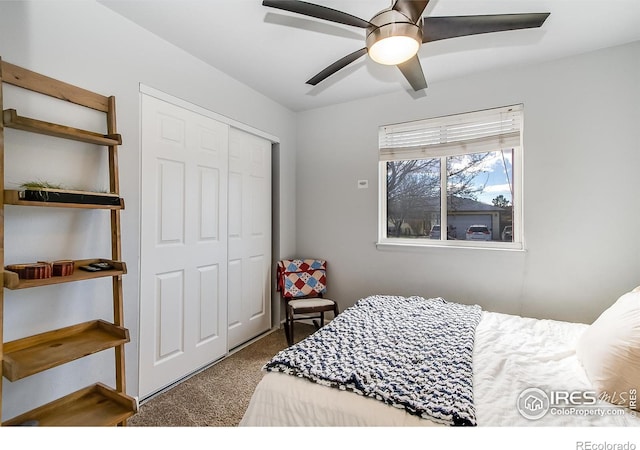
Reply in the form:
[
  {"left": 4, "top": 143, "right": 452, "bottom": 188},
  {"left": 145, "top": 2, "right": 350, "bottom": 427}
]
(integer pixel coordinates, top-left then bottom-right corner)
[
  {"left": 429, "top": 224, "right": 457, "bottom": 239},
  {"left": 501, "top": 225, "right": 513, "bottom": 241},
  {"left": 466, "top": 225, "right": 492, "bottom": 241}
]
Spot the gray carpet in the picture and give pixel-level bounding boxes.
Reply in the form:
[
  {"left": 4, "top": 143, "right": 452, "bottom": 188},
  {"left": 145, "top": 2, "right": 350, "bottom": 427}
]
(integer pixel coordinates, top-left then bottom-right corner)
[{"left": 128, "top": 324, "right": 314, "bottom": 427}]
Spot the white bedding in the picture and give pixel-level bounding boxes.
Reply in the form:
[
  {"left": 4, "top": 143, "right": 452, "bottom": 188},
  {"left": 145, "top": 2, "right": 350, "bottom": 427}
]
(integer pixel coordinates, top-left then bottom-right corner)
[{"left": 240, "top": 310, "right": 640, "bottom": 426}]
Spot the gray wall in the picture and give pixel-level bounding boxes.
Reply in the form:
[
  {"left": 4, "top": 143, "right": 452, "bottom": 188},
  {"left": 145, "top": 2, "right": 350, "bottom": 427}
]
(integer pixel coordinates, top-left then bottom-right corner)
[
  {"left": 295, "top": 41, "right": 640, "bottom": 325},
  {"left": 0, "top": 0, "right": 296, "bottom": 419}
]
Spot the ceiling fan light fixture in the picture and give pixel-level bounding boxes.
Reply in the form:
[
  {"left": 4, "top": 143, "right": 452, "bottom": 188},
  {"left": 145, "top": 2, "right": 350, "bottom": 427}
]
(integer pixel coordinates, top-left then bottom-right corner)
[
  {"left": 366, "top": 21, "right": 422, "bottom": 66},
  {"left": 368, "top": 35, "right": 420, "bottom": 65}
]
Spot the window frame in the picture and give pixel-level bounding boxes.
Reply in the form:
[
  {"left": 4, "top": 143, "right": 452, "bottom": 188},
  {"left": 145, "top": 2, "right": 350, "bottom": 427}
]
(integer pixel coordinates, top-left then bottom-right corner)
[{"left": 377, "top": 105, "right": 525, "bottom": 252}]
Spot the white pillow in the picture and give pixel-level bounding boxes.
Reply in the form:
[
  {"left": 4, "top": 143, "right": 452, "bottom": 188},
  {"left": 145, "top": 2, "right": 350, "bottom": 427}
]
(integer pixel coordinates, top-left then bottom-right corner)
[{"left": 576, "top": 290, "right": 640, "bottom": 411}]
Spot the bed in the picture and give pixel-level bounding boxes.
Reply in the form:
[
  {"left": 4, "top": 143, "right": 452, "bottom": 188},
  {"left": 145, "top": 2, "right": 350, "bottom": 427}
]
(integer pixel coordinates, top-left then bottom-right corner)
[{"left": 240, "top": 290, "right": 640, "bottom": 427}]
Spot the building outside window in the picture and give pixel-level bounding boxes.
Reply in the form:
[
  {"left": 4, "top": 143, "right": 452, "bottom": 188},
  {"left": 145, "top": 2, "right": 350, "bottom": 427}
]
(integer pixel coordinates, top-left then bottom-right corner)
[{"left": 378, "top": 104, "right": 523, "bottom": 250}]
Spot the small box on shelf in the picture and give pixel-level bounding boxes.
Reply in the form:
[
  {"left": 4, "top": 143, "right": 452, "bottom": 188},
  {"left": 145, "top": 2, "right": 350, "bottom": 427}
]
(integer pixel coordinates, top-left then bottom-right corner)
[{"left": 4, "top": 260, "right": 75, "bottom": 280}]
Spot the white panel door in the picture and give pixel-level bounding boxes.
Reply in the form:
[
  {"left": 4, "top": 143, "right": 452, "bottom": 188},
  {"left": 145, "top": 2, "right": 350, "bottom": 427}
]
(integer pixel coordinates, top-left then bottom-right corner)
[
  {"left": 227, "top": 127, "right": 272, "bottom": 349},
  {"left": 139, "top": 93, "right": 229, "bottom": 399}
]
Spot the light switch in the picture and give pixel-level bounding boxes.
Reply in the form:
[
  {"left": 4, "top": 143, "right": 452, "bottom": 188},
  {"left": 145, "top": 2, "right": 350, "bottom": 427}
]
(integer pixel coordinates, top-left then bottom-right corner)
[{"left": 357, "top": 179, "right": 368, "bottom": 189}]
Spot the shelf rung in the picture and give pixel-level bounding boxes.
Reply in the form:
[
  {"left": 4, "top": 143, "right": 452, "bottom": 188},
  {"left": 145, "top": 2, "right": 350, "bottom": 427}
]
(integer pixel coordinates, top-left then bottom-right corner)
[
  {"left": 2, "top": 319, "right": 130, "bottom": 381},
  {"left": 3, "top": 259, "right": 127, "bottom": 290},
  {"left": 1, "top": 383, "right": 137, "bottom": 426},
  {"left": 3, "top": 189, "right": 125, "bottom": 210},
  {"left": 3, "top": 109, "right": 122, "bottom": 146}
]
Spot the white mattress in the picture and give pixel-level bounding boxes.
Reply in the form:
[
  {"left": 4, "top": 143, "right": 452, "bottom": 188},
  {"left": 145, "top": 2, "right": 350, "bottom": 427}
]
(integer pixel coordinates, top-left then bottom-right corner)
[{"left": 240, "top": 310, "right": 640, "bottom": 426}]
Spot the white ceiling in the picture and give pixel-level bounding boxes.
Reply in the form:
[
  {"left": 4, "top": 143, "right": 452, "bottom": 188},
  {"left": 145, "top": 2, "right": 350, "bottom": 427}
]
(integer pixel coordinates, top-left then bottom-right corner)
[{"left": 99, "top": 0, "right": 640, "bottom": 112}]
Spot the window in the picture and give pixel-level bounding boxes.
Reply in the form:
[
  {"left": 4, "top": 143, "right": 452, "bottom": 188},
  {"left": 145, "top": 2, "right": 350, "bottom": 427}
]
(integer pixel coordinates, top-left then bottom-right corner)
[{"left": 378, "top": 105, "right": 523, "bottom": 250}]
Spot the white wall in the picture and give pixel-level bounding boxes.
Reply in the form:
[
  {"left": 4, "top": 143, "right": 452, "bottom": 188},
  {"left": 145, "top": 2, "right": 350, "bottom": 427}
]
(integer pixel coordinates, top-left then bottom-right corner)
[
  {"left": 0, "top": 0, "right": 297, "bottom": 420},
  {"left": 295, "top": 41, "right": 640, "bottom": 325}
]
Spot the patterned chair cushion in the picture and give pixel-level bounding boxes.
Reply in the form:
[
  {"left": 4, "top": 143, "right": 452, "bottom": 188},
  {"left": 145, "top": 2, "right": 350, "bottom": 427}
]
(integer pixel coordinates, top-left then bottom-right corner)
[{"left": 277, "top": 259, "right": 327, "bottom": 298}]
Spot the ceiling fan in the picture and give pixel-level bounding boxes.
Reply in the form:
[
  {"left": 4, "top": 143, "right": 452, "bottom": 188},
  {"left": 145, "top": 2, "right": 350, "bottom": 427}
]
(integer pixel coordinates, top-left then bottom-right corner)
[{"left": 262, "top": 0, "right": 550, "bottom": 91}]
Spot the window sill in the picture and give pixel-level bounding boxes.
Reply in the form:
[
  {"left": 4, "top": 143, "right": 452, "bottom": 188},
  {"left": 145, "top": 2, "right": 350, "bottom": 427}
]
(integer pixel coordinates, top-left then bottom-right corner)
[{"left": 376, "top": 239, "right": 525, "bottom": 252}]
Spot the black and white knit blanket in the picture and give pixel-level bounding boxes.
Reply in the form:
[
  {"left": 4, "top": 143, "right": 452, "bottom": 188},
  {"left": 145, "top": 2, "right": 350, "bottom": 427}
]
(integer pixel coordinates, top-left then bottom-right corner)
[{"left": 264, "top": 295, "right": 482, "bottom": 426}]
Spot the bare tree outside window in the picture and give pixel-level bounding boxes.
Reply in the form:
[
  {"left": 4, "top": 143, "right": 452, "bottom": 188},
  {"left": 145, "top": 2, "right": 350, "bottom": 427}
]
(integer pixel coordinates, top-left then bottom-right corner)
[
  {"left": 386, "top": 159, "right": 439, "bottom": 238},
  {"left": 386, "top": 152, "right": 494, "bottom": 239}
]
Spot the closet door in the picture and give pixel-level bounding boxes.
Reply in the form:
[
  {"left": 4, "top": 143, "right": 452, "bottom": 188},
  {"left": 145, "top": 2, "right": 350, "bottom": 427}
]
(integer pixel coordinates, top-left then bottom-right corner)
[
  {"left": 227, "top": 128, "right": 272, "bottom": 349},
  {"left": 139, "top": 93, "right": 229, "bottom": 399}
]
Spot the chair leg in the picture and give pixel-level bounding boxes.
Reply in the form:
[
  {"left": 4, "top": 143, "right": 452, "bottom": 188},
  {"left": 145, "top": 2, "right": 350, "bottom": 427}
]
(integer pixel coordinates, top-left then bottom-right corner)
[
  {"left": 284, "top": 307, "right": 293, "bottom": 346},
  {"left": 289, "top": 314, "right": 294, "bottom": 346},
  {"left": 284, "top": 320, "right": 291, "bottom": 346}
]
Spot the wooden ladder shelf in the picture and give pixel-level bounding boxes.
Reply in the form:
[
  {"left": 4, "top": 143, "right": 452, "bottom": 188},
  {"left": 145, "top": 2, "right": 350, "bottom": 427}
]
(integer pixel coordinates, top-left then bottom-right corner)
[{"left": 0, "top": 58, "right": 136, "bottom": 426}]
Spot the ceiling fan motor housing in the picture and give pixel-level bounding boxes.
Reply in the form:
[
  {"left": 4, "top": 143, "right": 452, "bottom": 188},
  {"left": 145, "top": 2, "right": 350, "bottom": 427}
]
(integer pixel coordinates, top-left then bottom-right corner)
[{"left": 366, "top": 9, "right": 423, "bottom": 64}]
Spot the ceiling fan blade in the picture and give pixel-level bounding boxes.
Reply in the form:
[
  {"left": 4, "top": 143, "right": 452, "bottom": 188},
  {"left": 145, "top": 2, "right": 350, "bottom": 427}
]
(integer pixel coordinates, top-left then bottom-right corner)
[
  {"left": 393, "top": 0, "right": 431, "bottom": 23},
  {"left": 422, "top": 13, "right": 550, "bottom": 43},
  {"left": 397, "top": 55, "right": 428, "bottom": 91},
  {"left": 307, "top": 48, "right": 368, "bottom": 86},
  {"left": 262, "top": 0, "right": 372, "bottom": 28}
]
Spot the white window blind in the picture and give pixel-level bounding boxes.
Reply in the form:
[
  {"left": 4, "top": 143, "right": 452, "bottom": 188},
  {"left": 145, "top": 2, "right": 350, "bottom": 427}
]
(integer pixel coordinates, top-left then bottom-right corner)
[{"left": 379, "top": 104, "right": 523, "bottom": 161}]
